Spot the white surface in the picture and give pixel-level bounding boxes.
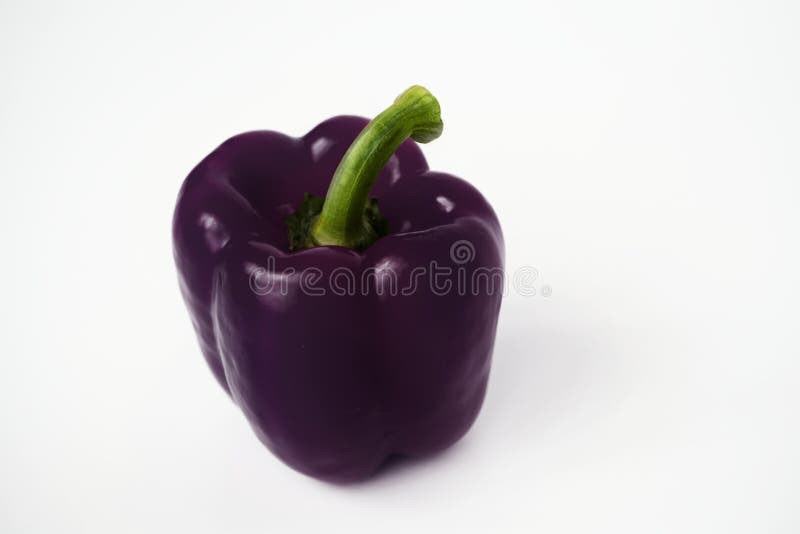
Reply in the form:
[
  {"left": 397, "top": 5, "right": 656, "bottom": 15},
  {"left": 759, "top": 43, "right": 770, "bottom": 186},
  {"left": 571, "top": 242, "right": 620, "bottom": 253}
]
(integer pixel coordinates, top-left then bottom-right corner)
[{"left": 1, "top": 1, "right": 799, "bottom": 532}]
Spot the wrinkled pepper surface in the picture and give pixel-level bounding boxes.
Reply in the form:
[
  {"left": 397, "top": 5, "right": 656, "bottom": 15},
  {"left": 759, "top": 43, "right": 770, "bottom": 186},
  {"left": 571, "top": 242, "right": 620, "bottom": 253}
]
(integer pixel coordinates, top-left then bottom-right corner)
[{"left": 173, "top": 86, "right": 504, "bottom": 481}]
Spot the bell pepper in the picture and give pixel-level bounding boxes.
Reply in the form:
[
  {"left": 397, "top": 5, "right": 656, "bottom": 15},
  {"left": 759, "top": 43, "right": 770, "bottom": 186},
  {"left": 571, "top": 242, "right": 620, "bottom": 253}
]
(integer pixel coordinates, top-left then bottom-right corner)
[{"left": 173, "top": 86, "right": 504, "bottom": 481}]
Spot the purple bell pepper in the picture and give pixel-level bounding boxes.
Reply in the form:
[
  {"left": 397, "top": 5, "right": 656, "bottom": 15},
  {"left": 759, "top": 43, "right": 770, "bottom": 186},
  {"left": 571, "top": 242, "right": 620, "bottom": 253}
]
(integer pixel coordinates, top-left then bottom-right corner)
[{"left": 173, "top": 86, "right": 504, "bottom": 481}]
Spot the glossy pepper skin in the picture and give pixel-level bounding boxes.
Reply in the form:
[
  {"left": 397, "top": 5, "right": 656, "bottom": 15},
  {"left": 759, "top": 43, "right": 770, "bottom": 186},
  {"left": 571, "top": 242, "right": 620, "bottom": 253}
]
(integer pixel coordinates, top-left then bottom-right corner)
[{"left": 173, "top": 88, "right": 503, "bottom": 482}]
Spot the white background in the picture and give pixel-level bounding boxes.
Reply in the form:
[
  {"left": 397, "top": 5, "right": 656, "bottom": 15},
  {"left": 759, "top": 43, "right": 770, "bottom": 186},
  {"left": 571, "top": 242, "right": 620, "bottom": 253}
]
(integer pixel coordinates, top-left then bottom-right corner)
[{"left": 1, "top": 1, "right": 798, "bottom": 532}]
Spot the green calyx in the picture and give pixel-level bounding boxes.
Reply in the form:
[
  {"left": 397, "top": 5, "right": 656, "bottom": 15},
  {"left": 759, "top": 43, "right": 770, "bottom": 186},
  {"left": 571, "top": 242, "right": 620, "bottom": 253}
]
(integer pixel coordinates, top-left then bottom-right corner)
[
  {"left": 286, "top": 85, "right": 443, "bottom": 251},
  {"left": 286, "top": 194, "right": 389, "bottom": 251}
]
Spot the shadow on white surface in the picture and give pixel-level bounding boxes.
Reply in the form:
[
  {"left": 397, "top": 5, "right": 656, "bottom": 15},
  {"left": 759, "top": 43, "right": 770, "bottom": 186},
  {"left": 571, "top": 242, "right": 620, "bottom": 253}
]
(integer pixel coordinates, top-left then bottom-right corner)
[{"left": 321, "top": 295, "right": 631, "bottom": 490}]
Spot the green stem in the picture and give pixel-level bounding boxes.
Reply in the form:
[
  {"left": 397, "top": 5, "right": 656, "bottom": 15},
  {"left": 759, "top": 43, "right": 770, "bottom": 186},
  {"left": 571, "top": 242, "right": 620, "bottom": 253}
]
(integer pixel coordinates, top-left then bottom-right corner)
[{"left": 310, "top": 85, "right": 443, "bottom": 250}]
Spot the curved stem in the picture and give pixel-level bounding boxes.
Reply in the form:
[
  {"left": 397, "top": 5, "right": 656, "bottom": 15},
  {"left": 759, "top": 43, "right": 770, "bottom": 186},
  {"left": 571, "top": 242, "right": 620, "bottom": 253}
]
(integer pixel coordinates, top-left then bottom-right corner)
[{"left": 310, "top": 85, "right": 443, "bottom": 249}]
